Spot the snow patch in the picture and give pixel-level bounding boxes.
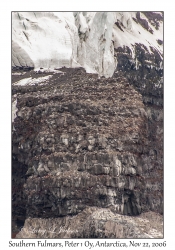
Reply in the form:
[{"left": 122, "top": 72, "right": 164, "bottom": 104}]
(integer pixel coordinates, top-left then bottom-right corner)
[
  {"left": 14, "top": 75, "right": 52, "bottom": 86},
  {"left": 34, "top": 68, "right": 64, "bottom": 74},
  {"left": 12, "top": 99, "right": 18, "bottom": 131},
  {"left": 12, "top": 72, "right": 26, "bottom": 76}
]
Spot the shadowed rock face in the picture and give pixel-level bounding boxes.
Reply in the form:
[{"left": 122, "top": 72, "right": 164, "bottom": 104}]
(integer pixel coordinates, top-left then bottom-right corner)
[
  {"left": 12, "top": 65, "right": 163, "bottom": 238},
  {"left": 114, "top": 42, "right": 163, "bottom": 215}
]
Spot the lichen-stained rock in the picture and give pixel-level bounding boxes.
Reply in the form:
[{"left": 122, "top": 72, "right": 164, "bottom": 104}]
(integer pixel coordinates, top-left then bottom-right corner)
[{"left": 12, "top": 66, "right": 163, "bottom": 238}]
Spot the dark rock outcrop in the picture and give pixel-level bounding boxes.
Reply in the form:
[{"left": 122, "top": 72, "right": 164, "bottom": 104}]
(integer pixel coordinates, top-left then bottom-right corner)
[
  {"left": 114, "top": 41, "right": 163, "bottom": 216},
  {"left": 12, "top": 62, "right": 163, "bottom": 238},
  {"left": 16, "top": 208, "right": 163, "bottom": 239}
]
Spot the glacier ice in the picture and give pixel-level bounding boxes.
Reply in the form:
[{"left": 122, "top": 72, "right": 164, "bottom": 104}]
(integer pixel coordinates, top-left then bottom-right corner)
[{"left": 12, "top": 12, "right": 163, "bottom": 77}]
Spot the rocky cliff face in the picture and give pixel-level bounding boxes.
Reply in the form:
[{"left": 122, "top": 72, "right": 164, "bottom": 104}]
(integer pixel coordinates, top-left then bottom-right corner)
[
  {"left": 114, "top": 44, "right": 163, "bottom": 215},
  {"left": 12, "top": 12, "right": 163, "bottom": 238}
]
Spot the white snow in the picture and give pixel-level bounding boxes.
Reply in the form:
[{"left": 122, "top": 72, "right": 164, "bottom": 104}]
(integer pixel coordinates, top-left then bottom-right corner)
[
  {"left": 12, "top": 72, "right": 26, "bottom": 76},
  {"left": 12, "top": 98, "right": 18, "bottom": 130},
  {"left": 12, "top": 12, "right": 163, "bottom": 77},
  {"left": 79, "top": 12, "right": 88, "bottom": 33},
  {"left": 112, "top": 12, "right": 163, "bottom": 55},
  {"left": 12, "top": 12, "right": 77, "bottom": 69},
  {"left": 34, "top": 68, "right": 64, "bottom": 74},
  {"left": 14, "top": 75, "right": 52, "bottom": 86}
]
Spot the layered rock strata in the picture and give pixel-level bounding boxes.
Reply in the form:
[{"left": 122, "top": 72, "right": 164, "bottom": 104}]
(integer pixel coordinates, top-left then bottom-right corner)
[
  {"left": 12, "top": 67, "right": 163, "bottom": 238},
  {"left": 114, "top": 43, "right": 163, "bottom": 215}
]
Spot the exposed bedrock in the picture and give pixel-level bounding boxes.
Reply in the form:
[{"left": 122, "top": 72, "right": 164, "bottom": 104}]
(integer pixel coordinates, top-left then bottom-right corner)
[
  {"left": 114, "top": 43, "right": 163, "bottom": 215},
  {"left": 16, "top": 207, "right": 163, "bottom": 239},
  {"left": 12, "top": 67, "right": 163, "bottom": 239}
]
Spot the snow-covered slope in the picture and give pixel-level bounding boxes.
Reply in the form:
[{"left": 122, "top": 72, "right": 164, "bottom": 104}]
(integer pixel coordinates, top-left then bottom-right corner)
[{"left": 12, "top": 12, "right": 163, "bottom": 77}]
